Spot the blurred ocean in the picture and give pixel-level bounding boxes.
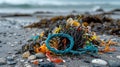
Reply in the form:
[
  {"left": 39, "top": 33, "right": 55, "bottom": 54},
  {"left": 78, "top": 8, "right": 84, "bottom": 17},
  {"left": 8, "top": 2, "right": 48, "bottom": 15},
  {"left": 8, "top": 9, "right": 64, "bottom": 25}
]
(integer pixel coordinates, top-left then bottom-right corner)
[{"left": 0, "top": 0, "right": 120, "bottom": 13}]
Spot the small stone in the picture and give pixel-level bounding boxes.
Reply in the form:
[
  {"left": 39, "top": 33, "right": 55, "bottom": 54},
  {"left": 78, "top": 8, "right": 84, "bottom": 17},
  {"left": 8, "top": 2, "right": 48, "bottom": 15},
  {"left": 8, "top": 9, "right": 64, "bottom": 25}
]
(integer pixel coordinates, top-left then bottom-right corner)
[
  {"left": 20, "top": 59, "right": 25, "bottom": 62},
  {"left": 7, "top": 61, "right": 16, "bottom": 65},
  {"left": 6, "top": 56, "right": 14, "bottom": 61},
  {"left": 3, "top": 42, "right": 6, "bottom": 44},
  {"left": 0, "top": 40, "right": 2, "bottom": 43},
  {"left": 107, "top": 59, "right": 120, "bottom": 67},
  {"left": 14, "top": 42, "right": 18, "bottom": 44},
  {"left": 12, "top": 55, "right": 17, "bottom": 58},
  {"left": 22, "top": 51, "right": 30, "bottom": 58},
  {"left": 6, "top": 56, "right": 16, "bottom": 65},
  {"left": 8, "top": 52, "right": 12, "bottom": 54},
  {"left": 7, "top": 42, "right": 11, "bottom": 45},
  {"left": 35, "top": 53, "right": 45, "bottom": 58},
  {"left": 38, "top": 59, "right": 43, "bottom": 62},
  {"left": 0, "top": 45, "right": 2, "bottom": 47},
  {"left": 91, "top": 59, "right": 107, "bottom": 65},
  {"left": 11, "top": 44, "right": 15, "bottom": 47},
  {"left": 24, "top": 63, "right": 32, "bottom": 67},
  {"left": 14, "top": 62, "right": 22, "bottom": 67},
  {"left": 28, "top": 55, "right": 36, "bottom": 60},
  {"left": 13, "top": 33, "right": 17, "bottom": 36},
  {"left": 31, "top": 59, "right": 43, "bottom": 63},
  {"left": 116, "top": 55, "right": 120, "bottom": 59},
  {"left": 0, "top": 58, "right": 6, "bottom": 65}
]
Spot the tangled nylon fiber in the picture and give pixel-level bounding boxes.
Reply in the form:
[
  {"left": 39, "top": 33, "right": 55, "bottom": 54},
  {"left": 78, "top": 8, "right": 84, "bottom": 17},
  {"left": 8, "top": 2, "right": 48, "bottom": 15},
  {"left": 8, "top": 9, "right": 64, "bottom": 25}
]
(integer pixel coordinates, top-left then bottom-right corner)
[{"left": 45, "top": 33, "right": 98, "bottom": 55}]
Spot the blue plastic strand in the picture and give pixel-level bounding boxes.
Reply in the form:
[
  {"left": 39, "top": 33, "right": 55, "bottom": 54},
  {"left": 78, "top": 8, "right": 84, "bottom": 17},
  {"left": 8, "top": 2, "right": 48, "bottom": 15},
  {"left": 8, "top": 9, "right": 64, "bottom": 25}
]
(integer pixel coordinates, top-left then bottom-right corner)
[
  {"left": 45, "top": 33, "right": 98, "bottom": 55},
  {"left": 46, "top": 33, "right": 74, "bottom": 54}
]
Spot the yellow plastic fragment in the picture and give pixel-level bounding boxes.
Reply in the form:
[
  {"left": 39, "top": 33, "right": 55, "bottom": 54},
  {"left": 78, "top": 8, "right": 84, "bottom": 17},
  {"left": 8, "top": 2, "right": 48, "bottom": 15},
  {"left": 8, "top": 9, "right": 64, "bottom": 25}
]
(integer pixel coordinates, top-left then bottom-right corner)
[
  {"left": 66, "top": 18, "right": 80, "bottom": 28},
  {"left": 52, "top": 26, "right": 61, "bottom": 34},
  {"left": 82, "top": 22, "right": 88, "bottom": 27},
  {"left": 34, "top": 43, "right": 48, "bottom": 54},
  {"left": 40, "top": 31, "right": 45, "bottom": 37}
]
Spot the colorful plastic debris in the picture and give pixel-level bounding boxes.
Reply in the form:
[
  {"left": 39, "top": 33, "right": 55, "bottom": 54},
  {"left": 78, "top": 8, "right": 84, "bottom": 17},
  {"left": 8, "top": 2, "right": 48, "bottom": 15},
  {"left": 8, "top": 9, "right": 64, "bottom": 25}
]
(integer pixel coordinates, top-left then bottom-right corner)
[
  {"left": 21, "top": 17, "right": 118, "bottom": 65},
  {"left": 46, "top": 51, "right": 64, "bottom": 64}
]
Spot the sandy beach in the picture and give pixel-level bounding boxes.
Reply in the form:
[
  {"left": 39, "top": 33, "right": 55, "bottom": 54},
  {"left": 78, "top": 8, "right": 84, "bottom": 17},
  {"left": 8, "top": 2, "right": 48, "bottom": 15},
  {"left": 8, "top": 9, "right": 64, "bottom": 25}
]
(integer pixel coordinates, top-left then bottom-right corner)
[{"left": 0, "top": 10, "right": 120, "bottom": 67}]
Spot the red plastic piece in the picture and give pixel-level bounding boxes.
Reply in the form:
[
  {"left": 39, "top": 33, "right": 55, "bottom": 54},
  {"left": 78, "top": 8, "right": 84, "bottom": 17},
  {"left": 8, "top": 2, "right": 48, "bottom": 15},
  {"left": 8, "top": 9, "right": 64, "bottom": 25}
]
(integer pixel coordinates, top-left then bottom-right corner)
[{"left": 46, "top": 51, "right": 64, "bottom": 64}]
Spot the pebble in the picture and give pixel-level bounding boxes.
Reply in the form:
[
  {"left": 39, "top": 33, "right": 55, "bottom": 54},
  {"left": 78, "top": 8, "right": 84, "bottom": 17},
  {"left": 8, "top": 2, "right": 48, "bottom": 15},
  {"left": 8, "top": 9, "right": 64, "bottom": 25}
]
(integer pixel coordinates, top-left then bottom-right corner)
[
  {"left": 24, "top": 63, "right": 32, "bottom": 67},
  {"left": 31, "top": 59, "right": 43, "bottom": 63},
  {"left": 3, "top": 42, "right": 6, "bottom": 44},
  {"left": 116, "top": 55, "right": 120, "bottom": 59},
  {"left": 12, "top": 54, "right": 17, "bottom": 58},
  {"left": 107, "top": 59, "right": 120, "bottom": 67},
  {"left": 7, "top": 42, "right": 11, "bottom": 45},
  {"left": 6, "top": 56, "right": 16, "bottom": 65},
  {"left": 13, "top": 33, "right": 17, "bottom": 36},
  {"left": 35, "top": 53, "right": 45, "bottom": 58},
  {"left": 6, "top": 56, "right": 14, "bottom": 61},
  {"left": 20, "top": 59, "right": 25, "bottom": 62},
  {"left": 0, "top": 58, "right": 6, "bottom": 65},
  {"left": 28, "top": 55, "right": 36, "bottom": 60},
  {"left": 38, "top": 59, "right": 44, "bottom": 62},
  {"left": 0, "top": 40, "right": 2, "bottom": 43},
  {"left": 91, "top": 59, "right": 107, "bottom": 65},
  {"left": 22, "top": 51, "right": 30, "bottom": 58},
  {"left": 8, "top": 52, "right": 12, "bottom": 54},
  {"left": 11, "top": 44, "right": 15, "bottom": 47},
  {"left": 7, "top": 61, "right": 16, "bottom": 65},
  {"left": 0, "top": 45, "right": 2, "bottom": 47},
  {"left": 14, "top": 42, "right": 18, "bottom": 44},
  {"left": 14, "top": 62, "right": 22, "bottom": 67}
]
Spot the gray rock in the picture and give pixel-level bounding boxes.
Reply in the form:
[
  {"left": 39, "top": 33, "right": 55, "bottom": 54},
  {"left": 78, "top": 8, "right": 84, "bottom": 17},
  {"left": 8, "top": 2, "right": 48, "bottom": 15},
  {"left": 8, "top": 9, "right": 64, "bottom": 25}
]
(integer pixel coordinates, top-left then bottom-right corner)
[
  {"left": 116, "top": 55, "right": 120, "bottom": 59},
  {"left": 0, "top": 40, "right": 2, "bottom": 43},
  {"left": 22, "top": 51, "right": 30, "bottom": 58},
  {"left": 28, "top": 55, "right": 36, "bottom": 60},
  {"left": 11, "top": 44, "right": 15, "bottom": 47},
  {"left": 7, "top": 60, "right": 16, "bottom": 65},
  {"left": 91, "top": 59, "right": 107, "bottom": 65},
  {"left": 24, "top": 63, "right": 32, "bottom": 67},
  {"left": 15, "top": 62, "right": 23, "bottom": 67},
  {"left": 20, "top": 59, "right": 25, "bottom": 62},
  {"left": 7, "top": 56, "right": 14, "bottom": 61},
  {"left": 100, "top": 54, "right": 120, "bottom": 67},
  {"left": 6, "top": 56, "right": 17, "bottom": 65},
  {"left": 8, "top": 52, "right": 12, "bottom": 54},
  {"left": 107, "top": 59, "right": 120, "bottom": 67},
  {"left": 35, "top": 53, "right": 45, "bottom": 58},
  {"left": 0, "top": 58, "right": 6, "bottom": 65},
  {"left": 30, "top": 59, "right": 43, "bottom": 63},
  {"left": 0, "top": 45, "right": 2, "bottom": 47}
]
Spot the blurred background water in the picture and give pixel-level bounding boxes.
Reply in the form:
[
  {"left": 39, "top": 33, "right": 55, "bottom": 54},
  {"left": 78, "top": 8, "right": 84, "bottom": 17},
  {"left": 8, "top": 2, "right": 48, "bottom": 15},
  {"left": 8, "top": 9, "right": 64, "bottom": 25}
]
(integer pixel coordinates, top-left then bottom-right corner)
[{"left": 0, "top": 0, "right": 120, "bottom": 13}]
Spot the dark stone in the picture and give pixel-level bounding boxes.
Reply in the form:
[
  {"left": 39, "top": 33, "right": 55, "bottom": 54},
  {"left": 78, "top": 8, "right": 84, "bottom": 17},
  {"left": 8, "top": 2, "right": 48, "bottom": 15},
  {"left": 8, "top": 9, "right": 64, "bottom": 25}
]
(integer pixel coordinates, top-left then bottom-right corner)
[
  {"left": 0, "top": 45, "right": 2, "bottom": 47},
  {"left": 0, "top": 40, "right": 2, "bottom": 43},
  {"left": 1, "top": 13, "right": 32, "bottom": 17},
  {"left": 72, "top": 10, "right": 77, "bottom": 13},
  {"left": 83, "top": 60, "right": 90, "bottom": 63},
  {"left": 107, "top": 60, "right": 120, "bottom": 67},
  {"left": 6, "top": 56, "right": 16, "bottom": 65},
  {"left": 96, "top": 8, "right": 104, "bottom": 12},
  {"left": 3, "top": 42, "right": 6, "bottom": 44},
  {"left": 111, "top": 9, "right": 120, "bottom": 12}
]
